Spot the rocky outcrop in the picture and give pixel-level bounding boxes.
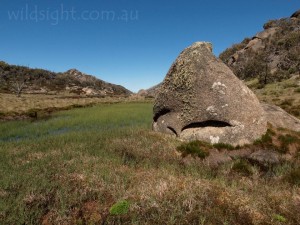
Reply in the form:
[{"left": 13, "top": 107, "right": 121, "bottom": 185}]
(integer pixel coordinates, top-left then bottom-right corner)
[
  {"left": 262, "top": 103, "right": 300, "bottom": 131},
  {"left": 61, "top": 69, "right": 131, "bottom": 96},
  {"left": 247, "top": 150, "right": 280, "bottom": 168},
  {"left": 153, "top": 42, "right": 267, "bottom": 146},
  {"left": 220, "top": 9, "right": 300, "bottom": 82},
  {"left": 291, "top": 9, "right": 300, "bottom": 19},
  {"left": 227, "top": 27, "right": 278, "bottom": 65},
  {"left": 244, "top": 28, "right": 278, "bottom": 51},
  {"left": 137, "top": 83, "right": 162, "bottom": 98}
]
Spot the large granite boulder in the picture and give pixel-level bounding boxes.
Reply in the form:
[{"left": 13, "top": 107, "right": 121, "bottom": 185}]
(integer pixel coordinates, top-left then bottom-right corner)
[{"left": 153, "top": 42, "right": 267, "bottom": 146}]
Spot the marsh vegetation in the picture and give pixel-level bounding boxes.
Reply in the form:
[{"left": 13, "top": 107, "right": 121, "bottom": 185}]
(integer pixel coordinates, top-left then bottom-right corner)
[{"left": 1, "top": 102, "right": 300, "bottom": 224}]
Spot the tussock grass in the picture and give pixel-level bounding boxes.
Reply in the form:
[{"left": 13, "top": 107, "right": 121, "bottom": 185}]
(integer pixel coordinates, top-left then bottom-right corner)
[
  {"left": 252, "top": 126, "right": 300, "bottom": 156},
  {"left": 231, "top": 159, "right": 254, "bottom": 176},
  {"left": 246, "top": 77, "right": 300, "bottom": 118},
  {"left": 213, "top": 142, "right": 236, "bottom": 150},
  {"left": 1, "top": 103, "right": 300, "bottom": 224},
  {"left": 285, "top": 167, "right": 300, "bottom": 186},
  {"left": 176, "top": 140, "right": 210, "bottom": 159},
  {"left": 254, "top": 128, "right": 275, "bottom": 146}
]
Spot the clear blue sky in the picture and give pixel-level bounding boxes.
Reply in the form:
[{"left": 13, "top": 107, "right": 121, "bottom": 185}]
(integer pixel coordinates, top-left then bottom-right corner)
[{"left": 0, "top": 0, "right": 299, "bottom": 92}]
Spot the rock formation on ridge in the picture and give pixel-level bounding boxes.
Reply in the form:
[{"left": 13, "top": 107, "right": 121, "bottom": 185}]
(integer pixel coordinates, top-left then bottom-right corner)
[{"left": 219, "top": 9, "right": 300, "bottom": 83}]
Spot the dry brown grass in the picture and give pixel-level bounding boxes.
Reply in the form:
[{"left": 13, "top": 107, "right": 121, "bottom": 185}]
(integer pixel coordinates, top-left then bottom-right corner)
[{"left": 0, "top": 93, "right": 120, "bottom": 113}]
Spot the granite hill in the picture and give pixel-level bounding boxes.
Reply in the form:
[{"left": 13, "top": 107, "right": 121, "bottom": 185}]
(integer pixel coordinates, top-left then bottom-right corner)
[{"left": 0, "top": 61, "right": 131, "bottom": 97}]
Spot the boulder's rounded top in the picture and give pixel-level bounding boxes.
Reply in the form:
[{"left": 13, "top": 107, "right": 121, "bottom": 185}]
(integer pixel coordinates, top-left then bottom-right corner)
[{"left": 190, "top": 42, "right": 213, "bottom": 52}]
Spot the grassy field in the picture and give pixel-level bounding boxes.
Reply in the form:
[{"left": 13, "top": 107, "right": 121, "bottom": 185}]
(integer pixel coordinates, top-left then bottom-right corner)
[
  {"left": 247, "top": 76, "right": 300, "bottom": 118},
  {"left": 0, "top": 102, "right": 300, "bottom": 224},
  {"left": 0, "top": 93, "right": 147, "bottom": 120}
]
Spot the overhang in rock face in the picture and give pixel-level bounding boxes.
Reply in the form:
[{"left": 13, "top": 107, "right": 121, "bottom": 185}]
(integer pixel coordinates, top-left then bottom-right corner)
[{"left": 153, "top": 42, "right": 267, "bottom": 146}]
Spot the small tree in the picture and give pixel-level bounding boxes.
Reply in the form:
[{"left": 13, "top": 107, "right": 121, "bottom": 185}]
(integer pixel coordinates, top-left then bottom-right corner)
[
  {"left": 9, "top": 68, "right": 29, "bottom": 97},
  {"left": 259, "top": 57, "right": 271, "bottom": 85},
  {"left": 0, "top": 68, "right": 9, "bottom": 92},
  {"left": 0, "top": 68, "right": 4, "bottom": 85}
]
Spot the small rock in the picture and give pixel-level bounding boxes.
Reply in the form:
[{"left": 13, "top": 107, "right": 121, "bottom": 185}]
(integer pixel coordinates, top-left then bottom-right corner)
[
  {"left": 205, "top": 149, "right": 232, "bottom": 168},
  {"left": 262, "top": 103, "right": 300, "bottom": 132},
  {"left": 247, "top": 150, "right": 280, "bottom": 167},
  {"left": 228, "top": 148, "right": 254, "bottom": 159}
]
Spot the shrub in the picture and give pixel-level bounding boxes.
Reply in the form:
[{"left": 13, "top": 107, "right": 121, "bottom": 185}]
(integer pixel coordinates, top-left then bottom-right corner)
[
  {"left": 109, "top": 200, "right": 130, "bottom": 215},
  {"left": 238, "top": 54, "right": 266, "bottom": 80},
  {"left": 272, "top": 70, "right": 290, "bottom": 82},
  {"left": 213, "top": 143, "right": 235, "bottom": 150},
  {"left": 231, "top": 160, "right": 253, "bottom": 176},
  {"left": 273, "top": 214, "right": 287, "bottom": 223},
  {"left": 176, "top": 140, "right": 210, "bottom": 159},
  {"left": 219, "top": 42, "right": 249, "bottom": 64},
  {"left": 278, "top": 134, "right": 299, "bottom": 145},
  {"left": 0, "top": 111, "right": 6, "bottom": 117},
  {"left": 285, "top": 167, "right": 300, "bottom": 186},
  {"left": 254, "top": 129, "right": 274, "bottom": 146},
  {"left": 263, "top": 20, "right": 277, "bottom": 29},
  {"left": 280, "top": 99, "right": 294, "bottom": 106},
  {"left": 282, "top": 82, "right": 298, "bottom": 88},
  {"left": 278, "top": 134, "right": 299, "bottom": 153},
  {"left": 295, "top": 88, "right": 300, "bottom": 93},
  {"left": 288, "top": 67, "right": 297, "bottom": 74},
  {"left": 26, "top": 109, "right": 38, "bottom": 119}
]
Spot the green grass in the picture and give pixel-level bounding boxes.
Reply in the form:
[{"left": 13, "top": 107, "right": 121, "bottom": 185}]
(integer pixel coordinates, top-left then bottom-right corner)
[
  {"left": 273, "top": 214, "right": 287, "bottom": 223},
  {"left": 0, "top": 102, "right": 154, "bottom": 224},
  {"left": 1, "top": 102, "right": 300, "bottom": 224},
  {"left": 280, "top": 98, "right": 294, "bottom": 106},
  {"left": 295, "top": 88, "right": 300, "bottom": 93},
  {"left": 246, "top": 77, "right": 300, "bottom": 119},
  {"left": 231, "top": 159, "right": 253, "bottom": 176},
  {"left": 278, "top": 134, "right": 300, "bottom": 153},
  {"left": 254, "top": 128, "right": 275, "bottom": 147},
  {"left": 285, "top": 167, "right": 300, "bottom": 186},
  {"left": 278, "top": 134, "right": 299, "bottom": 145},
  {"left": 213, "top": 143, "right": 236, "bottom": 150},
  {"left": 109, "top": 200, "right": 130, "bottom": 215},
  {"left": 176, "top": 140, "right": 210, "bottom": 159}
]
